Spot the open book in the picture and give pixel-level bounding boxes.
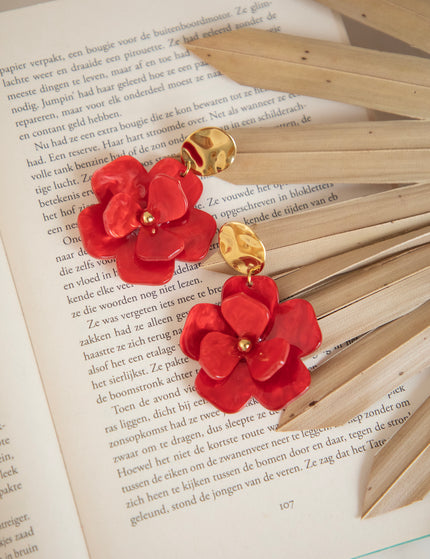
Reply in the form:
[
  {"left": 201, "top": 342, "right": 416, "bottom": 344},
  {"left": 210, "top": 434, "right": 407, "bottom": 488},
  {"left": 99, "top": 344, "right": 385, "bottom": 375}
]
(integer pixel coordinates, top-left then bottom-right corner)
[{"left": 0, "top": 1, "right": 428, "bottom": 558}]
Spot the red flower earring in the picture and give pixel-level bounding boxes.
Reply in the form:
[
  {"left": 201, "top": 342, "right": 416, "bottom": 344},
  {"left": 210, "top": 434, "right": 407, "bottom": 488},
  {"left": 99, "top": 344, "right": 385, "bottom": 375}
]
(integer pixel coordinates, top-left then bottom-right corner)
[
  {"left": 78, "top": 128, "right": 236, "bottom": 285},
  {"left": 180, "top": 222, "right": 322, "bottom": 413}
]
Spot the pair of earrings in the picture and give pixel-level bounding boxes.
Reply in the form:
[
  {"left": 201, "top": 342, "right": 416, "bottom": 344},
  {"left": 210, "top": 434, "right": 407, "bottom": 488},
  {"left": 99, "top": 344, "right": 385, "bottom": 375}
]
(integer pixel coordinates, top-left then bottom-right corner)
[{"left": 77, "top": 128, "right": 321, "bottom": 413}]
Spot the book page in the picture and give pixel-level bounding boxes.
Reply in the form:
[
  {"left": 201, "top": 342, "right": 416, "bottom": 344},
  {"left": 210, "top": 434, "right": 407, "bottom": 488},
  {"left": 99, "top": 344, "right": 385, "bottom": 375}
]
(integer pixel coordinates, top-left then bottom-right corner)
[
  {"left": 0, "top": 1, "right": 428, "bottom": 558},
  {"left": 0, "top": 238, "right": 89, "bottom": 559}
]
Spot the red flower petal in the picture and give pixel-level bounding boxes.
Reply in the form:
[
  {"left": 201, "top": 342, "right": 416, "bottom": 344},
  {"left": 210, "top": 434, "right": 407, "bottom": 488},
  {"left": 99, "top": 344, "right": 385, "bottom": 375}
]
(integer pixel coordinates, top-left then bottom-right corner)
[
  {"left": 221, "top": 292, "right": 270, "bottom": 338},
  {"left": 116, "top": 236, "right": 175, "bottom": 285},
  {"left": 222, "top": 275, "right": 279, "bottom": 318},
  {"left": 168, "top": 208, "right": 216, "bottom": 262},
  {"left": 148, "top": 174, "right": 188, "bottom": 223},
  {"left": 253, "top": 356, "right": 311, "bottom": 410},
  {"left": 103, "top": 192, "right": 142, "bottom": 238},
  {"left": 178, "top": 171, "right": 203, "bottom": 207},
  {"left": 148, "top": 158, "right": 203, "bottom": 207},
  {"left": 91, "top": 156, "right": 148, "bottom": 204},
  {"left": 199, "top": 332, "right": 240, "bottom": 380},
  {"left": 136, "top": 226, "right": 184, "bottom": 261},
  {"left": 195, "top": 361, "right": 254, "bottom": 413},
  {"left": 246, "top": 338, "right": 290, "bottom": 382},
  {"left": 78, "top": 204, "right": 126, "bottom": 258},
  {"left": 269, "top": 299, "right": 322, "bottom": 356},
  {"left": 180, "top": 304, "right": 232, "bottom": 361}
]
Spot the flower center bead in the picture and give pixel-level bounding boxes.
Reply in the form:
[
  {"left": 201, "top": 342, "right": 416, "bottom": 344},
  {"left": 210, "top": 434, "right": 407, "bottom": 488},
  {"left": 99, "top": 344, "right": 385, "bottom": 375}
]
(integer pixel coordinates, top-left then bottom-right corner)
[
  {"left": 141, "top": 211, "right": 155, "bottom": 226},
  {"left": 237, "top": 338, "right": 252, "bottom": 353}
]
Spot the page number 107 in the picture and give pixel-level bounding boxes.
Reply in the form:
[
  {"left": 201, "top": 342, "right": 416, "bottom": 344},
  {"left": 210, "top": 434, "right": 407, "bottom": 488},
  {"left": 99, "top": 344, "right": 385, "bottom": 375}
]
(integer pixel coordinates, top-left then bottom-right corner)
[{"left": 279, "top": 499, "right": 294, "bottom": 511}]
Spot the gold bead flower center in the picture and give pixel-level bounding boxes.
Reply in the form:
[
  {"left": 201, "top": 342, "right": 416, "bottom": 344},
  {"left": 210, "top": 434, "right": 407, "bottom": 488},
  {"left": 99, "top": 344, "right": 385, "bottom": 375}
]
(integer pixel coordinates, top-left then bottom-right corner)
[
  {"left": 142, "top": 211, "right": 155, "bottom": 225},
  {"left": 237, "top": 338, "right": 252, "bottom": 353}
]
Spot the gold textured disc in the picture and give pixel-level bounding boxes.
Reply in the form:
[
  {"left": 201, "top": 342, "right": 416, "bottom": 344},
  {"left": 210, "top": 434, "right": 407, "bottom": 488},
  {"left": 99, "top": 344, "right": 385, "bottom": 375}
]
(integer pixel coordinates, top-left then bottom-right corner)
[
  {"left": 181, "top": 127, "right": 236, "bottom": 176},
  {"left": 219, "top": 222, "right": 266, "bottom": 276}
]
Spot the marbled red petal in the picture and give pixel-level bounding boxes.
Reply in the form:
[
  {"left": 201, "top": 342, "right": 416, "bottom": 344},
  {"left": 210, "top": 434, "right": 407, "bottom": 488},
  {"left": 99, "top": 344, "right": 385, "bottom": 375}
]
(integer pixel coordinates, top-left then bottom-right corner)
[
  {"left": 136, "top": 226, "right": 184, "bottom": 262},
  {"left": 78, "top": 204, "right": 126, "bottom": 258},
  {"left": 246, "top": 338, "right": 290, "bottom": 382},
  {"left": 148, "top": 158, "right": 203, "bottom": 207},
  {"left": 222, "top": 275, "right": 279, "bottom": 318},
  {"left": 180, "top": 304, "right": 233, "bottom": 361},
  {"left": 115, "top": 236, "right": 175, "bottom": 285},
  {"left": 269, "top": 299, "right": 322, "bottom": 356},
  {"left": 103, "top": 192, "right": 141, "bottom": 238},
  {"left": 199, "top": 332, "right": 240, "bottom": 380},
  {"left": 91, "top": 156, "right": 148, "bottom": 204},
  {"left": 252, "top": 355, "right": 311, "bottom": 410},
  {"left": 147, "top": 174, "right": 188, "bottom": 223},
  {"left": 168, "top": 208, "right": 216, "bottom": 262},
  {"left": 195, "top": 361, "right": 254, "bottom": 414},
  {"left": 221, "top": 292, "right": 270, "bottom": 338}
]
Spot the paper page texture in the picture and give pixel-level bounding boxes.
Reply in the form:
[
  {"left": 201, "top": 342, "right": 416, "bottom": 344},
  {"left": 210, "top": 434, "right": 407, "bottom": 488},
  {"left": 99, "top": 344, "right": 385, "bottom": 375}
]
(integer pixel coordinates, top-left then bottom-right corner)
[
  {"left": 0, "top": 1, "right": 428, "bottom": 558},
  {"left": 0, "top": 238, "right": 89, "bottom": 559}
]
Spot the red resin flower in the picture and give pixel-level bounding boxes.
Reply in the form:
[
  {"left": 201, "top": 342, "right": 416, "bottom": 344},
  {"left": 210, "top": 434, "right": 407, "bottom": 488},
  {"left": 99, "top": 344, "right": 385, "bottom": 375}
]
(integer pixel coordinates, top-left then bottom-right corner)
[
  {"left": 77, "top": 156, "right": 216, "bottom": 284},
  {"left": 180, "top": 275, "right": 322, "bottom": 413}
]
